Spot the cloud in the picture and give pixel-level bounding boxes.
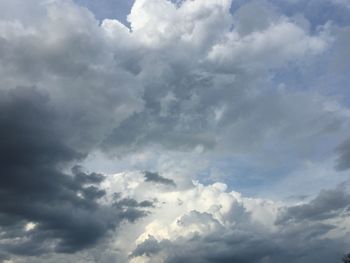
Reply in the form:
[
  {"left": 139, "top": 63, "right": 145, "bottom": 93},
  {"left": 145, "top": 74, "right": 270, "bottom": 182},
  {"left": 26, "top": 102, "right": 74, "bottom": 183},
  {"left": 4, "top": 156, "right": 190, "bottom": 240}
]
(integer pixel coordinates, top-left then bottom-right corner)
[
  {"left": 130, "top": 235, "right": 164, "bottom": 258},
  {"left": 128, "top": 181, "right": 350, "bottom": 263},
  {"left": 0, "top": 1, "right": 148, "bottom": 257},
  {"left": 0, "top": 0, "right": 350, "bottom": 262},
  {"left": 276, "top": 184, "right": 350, "bottom": 224},
  {"left": 335, "top": 139, "right": 350, "bottom": 171},
  {"left": 0, "top": 87, "right": 149, "bottom": 258},
  {"left": 88, "top": 171, "right": 348, "bottom": 262},
  {"left": 144, "top": 171, "right": 177, "bottom": 187},
  {"left": 3, "top": 170, "right": 350, "bottom": 262},
  {"left": 131, "top": 225, "right": 344, "bottom": 263},
  {"left": 207, "top": 19, "right": 329, "bottom": 70},
  {"left": 0, "top": 0, "right": 143, "bottom": 152},
  {"left": 100, "top": 0, "right": 345, "bottom": 169}
]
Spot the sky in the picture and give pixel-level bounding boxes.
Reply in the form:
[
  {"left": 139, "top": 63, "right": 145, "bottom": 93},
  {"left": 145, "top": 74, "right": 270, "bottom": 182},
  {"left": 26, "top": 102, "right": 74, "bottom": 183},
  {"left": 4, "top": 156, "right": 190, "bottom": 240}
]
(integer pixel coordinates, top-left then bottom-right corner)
[{"left": 0, "top": 0, "right": 350, "bottom": 262}]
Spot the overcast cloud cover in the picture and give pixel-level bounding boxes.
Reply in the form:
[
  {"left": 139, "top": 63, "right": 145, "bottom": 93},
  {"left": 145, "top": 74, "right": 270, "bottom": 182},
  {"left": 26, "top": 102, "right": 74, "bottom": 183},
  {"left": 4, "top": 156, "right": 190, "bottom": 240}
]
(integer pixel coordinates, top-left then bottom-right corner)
[{"left": 0, "top": 0, "right": 350, "bottom": 262}]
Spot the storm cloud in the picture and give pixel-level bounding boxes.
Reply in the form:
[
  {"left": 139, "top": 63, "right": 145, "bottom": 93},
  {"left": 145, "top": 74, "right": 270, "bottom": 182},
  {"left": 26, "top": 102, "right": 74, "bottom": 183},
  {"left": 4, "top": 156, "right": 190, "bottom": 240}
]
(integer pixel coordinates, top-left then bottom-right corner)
[{"left": 0, "top": 87, "right": 149, "bottom": 258}]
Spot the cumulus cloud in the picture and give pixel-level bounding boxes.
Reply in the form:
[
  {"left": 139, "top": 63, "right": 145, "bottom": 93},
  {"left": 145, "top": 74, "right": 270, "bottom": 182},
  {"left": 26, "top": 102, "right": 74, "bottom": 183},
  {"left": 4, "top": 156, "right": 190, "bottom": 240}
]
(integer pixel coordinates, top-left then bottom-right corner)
[
  {"left": 1, "top": 0, "right": 350, "bottom": 262},
  {"left": 101, "top": 0, "right": 345, "bottom": 166},
  {"left": 127, "top": 179, "right": 350, "bottom": 263},
  {"left": 79, "top": 171, "right": 347, "bottom": 263}
]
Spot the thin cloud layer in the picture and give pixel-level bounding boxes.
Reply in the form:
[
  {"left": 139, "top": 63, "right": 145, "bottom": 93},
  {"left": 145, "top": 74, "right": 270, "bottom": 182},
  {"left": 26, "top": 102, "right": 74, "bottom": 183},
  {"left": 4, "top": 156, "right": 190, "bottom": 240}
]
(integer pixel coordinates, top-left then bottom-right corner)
[{"left": 0, "top": 0, "right": 350, "bottom": 262}]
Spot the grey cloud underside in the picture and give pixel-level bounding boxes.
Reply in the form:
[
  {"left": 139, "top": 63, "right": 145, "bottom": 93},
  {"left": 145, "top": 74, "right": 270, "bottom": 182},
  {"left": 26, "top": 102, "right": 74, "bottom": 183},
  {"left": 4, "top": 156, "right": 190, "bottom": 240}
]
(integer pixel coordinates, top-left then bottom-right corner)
[
  {"left": 132, "top": 186, "right": 350, "bottom": 263},
  {"left": 133, "top": 228, "right": 344, "bottom": 263},
  {"left": 276, "top": 184, "right": 350, "bottom": 223},
  {"left": 0, "top": 87, "right": 149, "bottom": 258}
]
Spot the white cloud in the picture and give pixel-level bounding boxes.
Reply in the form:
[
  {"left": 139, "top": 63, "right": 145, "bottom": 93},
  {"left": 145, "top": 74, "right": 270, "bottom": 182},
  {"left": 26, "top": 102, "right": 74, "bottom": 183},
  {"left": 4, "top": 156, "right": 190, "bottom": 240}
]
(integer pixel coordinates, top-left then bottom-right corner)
[
  {"left": 208, "top": 19, "right": 330, "bottom": 70},
  {"left": 97, "top": 171, "right": 349, "bottom": 262},
  {"left": 128, "top": 0, "right": 232, "bottom": 48}
]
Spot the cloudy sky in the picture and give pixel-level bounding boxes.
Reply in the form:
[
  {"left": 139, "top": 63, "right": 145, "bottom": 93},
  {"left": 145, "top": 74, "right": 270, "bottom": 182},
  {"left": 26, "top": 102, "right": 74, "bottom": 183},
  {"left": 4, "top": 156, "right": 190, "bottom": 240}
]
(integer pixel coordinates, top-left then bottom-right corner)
[{"left": 0, "top": 0, "right": 350, "bottom": 262}]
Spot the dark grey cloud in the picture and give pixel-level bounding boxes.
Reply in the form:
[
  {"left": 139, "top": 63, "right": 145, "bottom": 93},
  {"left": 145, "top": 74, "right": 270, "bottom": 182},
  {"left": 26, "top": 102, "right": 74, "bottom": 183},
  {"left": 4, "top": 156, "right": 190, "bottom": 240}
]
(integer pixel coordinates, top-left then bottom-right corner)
[
  {"left": 0, "top": 87, "right": 148, "bottom": 258},
  {"left": 276, "top": 184, "right": 350, "bottom": 224},
  {"left": 0, "top": 2, "right": 144, "bottom": 260},
  {"left": 343, "top": 253, "right": 350, "bottom": 263},
  {"left": 131, "top": 223, "right": 345, "bottom": 263},
  {"left": 144, "top": 171, "right": 176, "bottom": 187},
  {"left": 130, "top": 235, "right": 164, "bottom": 258},
  {"left": 114, "top": 198, "right": 154, "bottom": 209}
]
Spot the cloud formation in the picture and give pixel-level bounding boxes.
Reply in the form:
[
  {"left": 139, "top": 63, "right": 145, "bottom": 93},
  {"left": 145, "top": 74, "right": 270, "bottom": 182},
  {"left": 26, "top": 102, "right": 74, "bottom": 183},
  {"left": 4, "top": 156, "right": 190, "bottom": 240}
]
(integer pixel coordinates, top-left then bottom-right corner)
[
  {"left": 0, "top": 87, "right": 150, "bottom": 259},
  {"left": 128, "top": 181, "right": 349, "bottom": 263},
  {"left": 0, "top": 0, "right": 350, "bottom": 262}
]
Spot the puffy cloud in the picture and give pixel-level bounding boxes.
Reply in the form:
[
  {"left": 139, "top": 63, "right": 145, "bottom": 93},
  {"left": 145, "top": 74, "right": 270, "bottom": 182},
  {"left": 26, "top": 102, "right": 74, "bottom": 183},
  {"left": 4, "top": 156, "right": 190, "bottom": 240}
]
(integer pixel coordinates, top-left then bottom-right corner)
[
  {"left": 128, "top": 0, "right": 232, "bottom": 48},
  {"left": 100, "top": 0, "right": 345, "bottom": 169},
  {"left": 0, "top": 0, "right": 143, "bottom": 152},
  {"left": 207, "top": 19, "right": 329, "bottom": 70},
  {"left": 125, "top": 178, "right": 350, "bottom": 263},
  {"left": 1, "top": 0, "right": 350, "bottom": 261}
]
